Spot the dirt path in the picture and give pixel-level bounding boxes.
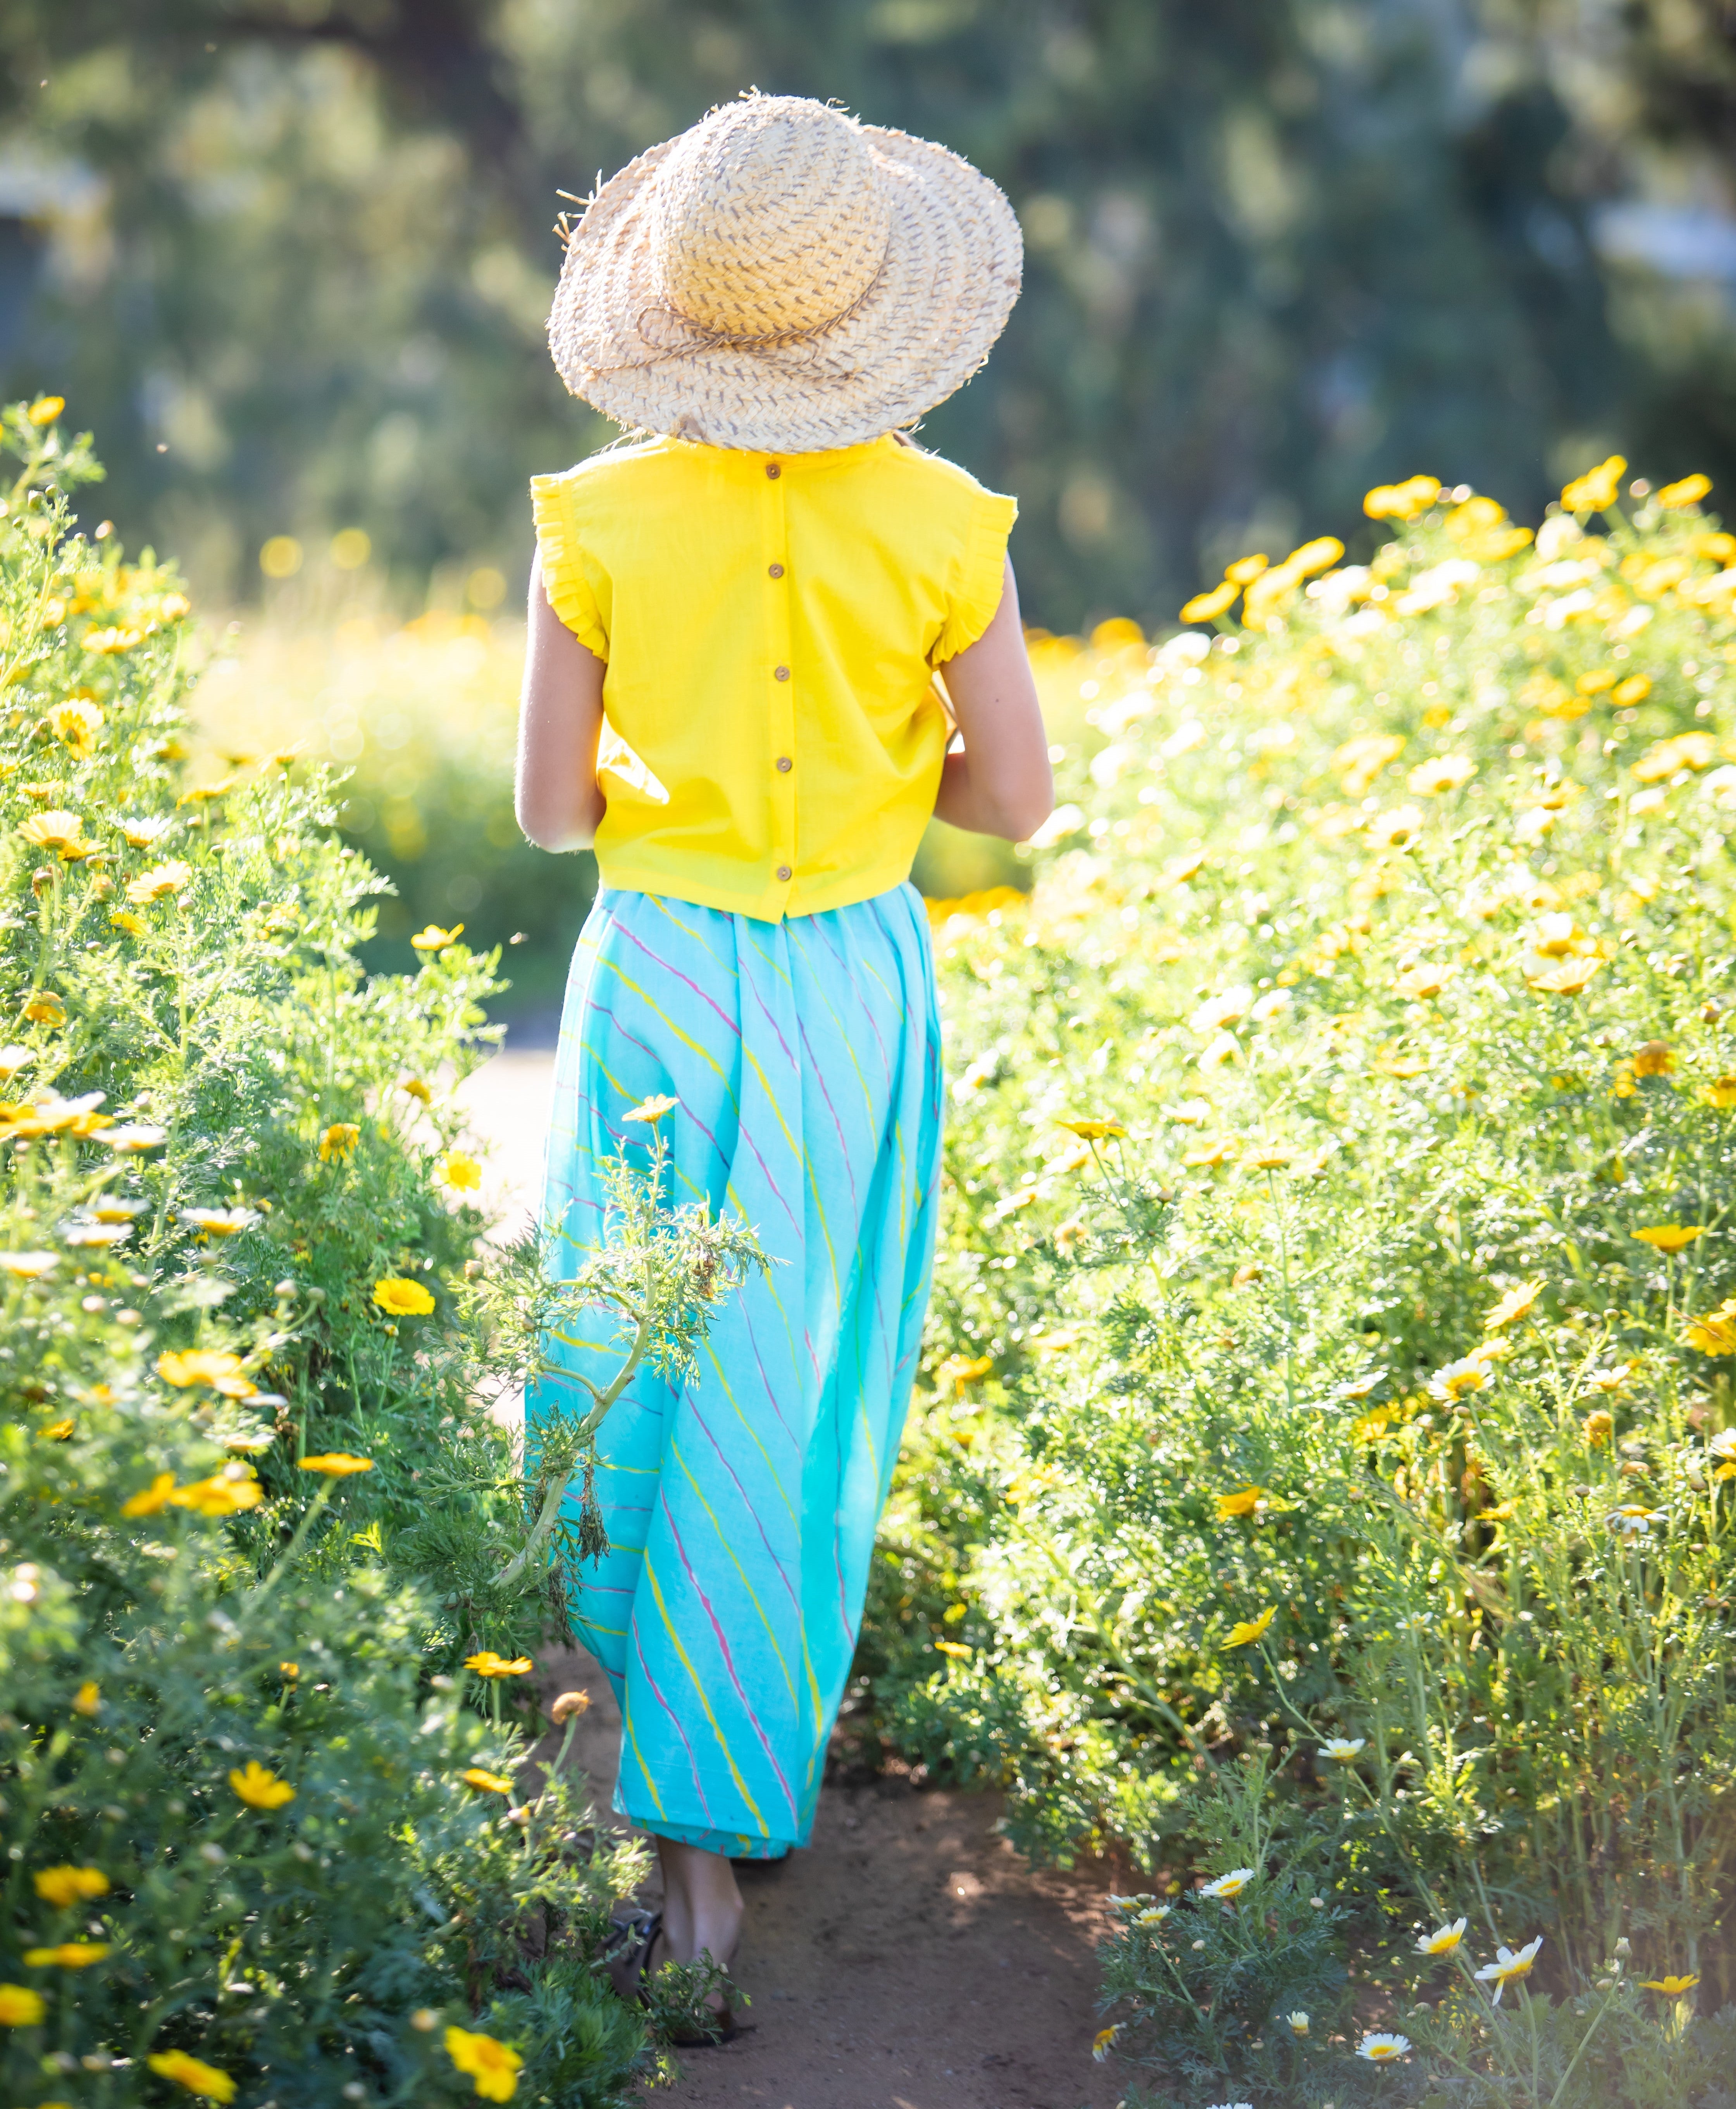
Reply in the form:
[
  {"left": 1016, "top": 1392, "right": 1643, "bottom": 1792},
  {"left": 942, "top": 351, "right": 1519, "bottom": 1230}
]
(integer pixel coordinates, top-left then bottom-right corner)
[{"left": 459, "top": 1052, "right": 1130, "bottom": 2108}]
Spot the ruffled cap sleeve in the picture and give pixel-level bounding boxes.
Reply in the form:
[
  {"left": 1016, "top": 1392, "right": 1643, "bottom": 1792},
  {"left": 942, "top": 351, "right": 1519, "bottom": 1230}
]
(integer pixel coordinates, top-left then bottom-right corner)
[
  {"left": 530, "top": 472, "right": 610, "bottom": 662},
  {"left": 932, "top": 489, "right": 1018, "bottom": 665}
]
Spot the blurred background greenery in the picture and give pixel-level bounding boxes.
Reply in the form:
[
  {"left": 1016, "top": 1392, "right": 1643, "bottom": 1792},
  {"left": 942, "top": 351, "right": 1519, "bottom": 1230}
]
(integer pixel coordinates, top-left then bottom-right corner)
[{"left": 4, "top": 1, "right": 1734, "bottom": 1028}]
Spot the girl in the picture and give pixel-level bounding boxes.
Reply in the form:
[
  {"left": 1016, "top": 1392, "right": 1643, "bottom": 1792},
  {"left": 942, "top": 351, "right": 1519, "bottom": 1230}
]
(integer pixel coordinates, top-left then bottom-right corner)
[{"left": 517, "top": 91, "right": 1052, "bottom": 2026}]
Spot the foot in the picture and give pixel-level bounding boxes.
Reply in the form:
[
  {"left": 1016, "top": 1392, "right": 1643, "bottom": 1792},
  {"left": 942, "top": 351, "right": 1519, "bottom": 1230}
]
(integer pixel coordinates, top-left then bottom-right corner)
[
  {"left": 653, "top": 1837, "right": 744, "bottom": 2017},
  {"left": 651, "top": 1906, "right": 741, "bottom": 2007}
]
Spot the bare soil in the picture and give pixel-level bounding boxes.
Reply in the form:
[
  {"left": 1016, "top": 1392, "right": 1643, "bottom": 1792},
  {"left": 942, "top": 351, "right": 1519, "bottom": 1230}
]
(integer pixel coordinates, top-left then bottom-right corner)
[
  {"left": 530, "top": 1644, "right": 1131, "bottom": 2109},
  {"left": 466, "top": 1052, "right": 1133, "bottom": 2108}
]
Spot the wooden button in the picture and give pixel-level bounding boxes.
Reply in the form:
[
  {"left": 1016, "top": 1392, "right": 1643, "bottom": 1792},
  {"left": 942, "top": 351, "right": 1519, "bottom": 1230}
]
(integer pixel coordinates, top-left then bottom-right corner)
[
  {"left": 765, "top": 463, "right": 781, "bottom": 479},
  {"left": 768, "top": 562, "right": 785, "bottom": 578},
  {"left": 776, "top": 864, "right": 792, "bottom": 882},
  {"left": 774, "top": 665, "right": 790, "bottom": 681},
  {"left": 775, "top": 756, "right": 792, "bottom": 773}
]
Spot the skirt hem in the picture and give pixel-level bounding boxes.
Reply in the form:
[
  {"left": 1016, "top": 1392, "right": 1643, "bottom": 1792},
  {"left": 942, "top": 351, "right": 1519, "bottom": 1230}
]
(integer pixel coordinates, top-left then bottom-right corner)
[{"left": 632, "top": 1813, "right": 796, "bottom": 1861}]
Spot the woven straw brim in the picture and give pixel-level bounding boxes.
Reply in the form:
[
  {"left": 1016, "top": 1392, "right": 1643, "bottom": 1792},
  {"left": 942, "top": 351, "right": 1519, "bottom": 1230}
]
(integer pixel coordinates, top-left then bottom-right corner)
[{"left": 548, "top": 125, "right": 1022, "bottom": 453}]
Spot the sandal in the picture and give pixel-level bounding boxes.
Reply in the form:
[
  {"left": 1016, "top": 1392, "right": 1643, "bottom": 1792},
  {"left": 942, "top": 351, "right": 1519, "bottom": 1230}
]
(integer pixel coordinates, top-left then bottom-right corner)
[
  {"left": 602, "top": 1907, "right": 744, "bottom": 2047},
  {"left": 600, "top": 1906, "right": 662, "bottom": 2002}
]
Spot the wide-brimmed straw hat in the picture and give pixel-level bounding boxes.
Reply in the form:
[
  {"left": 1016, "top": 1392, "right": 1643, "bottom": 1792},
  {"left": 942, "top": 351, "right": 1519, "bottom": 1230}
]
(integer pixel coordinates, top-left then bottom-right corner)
[{"left": 548, "top": 93, "right": 1023, "bottom": 453}]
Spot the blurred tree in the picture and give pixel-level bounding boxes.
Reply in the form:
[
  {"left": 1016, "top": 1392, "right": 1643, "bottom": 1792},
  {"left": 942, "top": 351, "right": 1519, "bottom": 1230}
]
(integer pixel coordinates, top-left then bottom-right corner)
[
  {"left": 1511, "top": 0, "right": 1736, "bottom": 514},
  {"left": 0, "top": 0, "right": 1731, "bottom": 630}
]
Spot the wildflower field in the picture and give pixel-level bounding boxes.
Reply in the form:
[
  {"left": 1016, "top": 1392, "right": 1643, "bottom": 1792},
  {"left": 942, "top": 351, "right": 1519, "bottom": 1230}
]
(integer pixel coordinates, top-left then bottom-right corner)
[
  {"left": 9, "top": 394, "right": 1736, "bottom": 2109},
  {"left": 188, "top": 601, "right": 592, "bottom": 1023},
  {"left": 0, "top": 406, "right": 746, "bottom": 2107},
  {"left": 866, "top": 460, "right": 1736, "bottom": 2105}
]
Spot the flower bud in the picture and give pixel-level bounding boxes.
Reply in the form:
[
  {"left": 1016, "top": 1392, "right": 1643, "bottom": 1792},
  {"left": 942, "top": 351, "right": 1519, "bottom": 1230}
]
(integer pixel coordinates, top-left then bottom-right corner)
[{"left": 551, "top": 1690, "right": 591, "bottom": 1724}]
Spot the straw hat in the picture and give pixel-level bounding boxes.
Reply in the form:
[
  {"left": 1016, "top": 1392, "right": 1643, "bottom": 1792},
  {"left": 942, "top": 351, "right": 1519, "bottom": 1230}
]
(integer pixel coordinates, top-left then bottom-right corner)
[{"left": 548, "top": 94, "right": 1023, "bottom": 453}]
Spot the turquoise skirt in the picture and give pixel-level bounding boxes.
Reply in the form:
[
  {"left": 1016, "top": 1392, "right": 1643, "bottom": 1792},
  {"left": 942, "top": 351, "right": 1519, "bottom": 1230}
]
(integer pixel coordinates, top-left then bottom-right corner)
[{"left": 527, "top": 884, "right": 943, "bottom": 1857}]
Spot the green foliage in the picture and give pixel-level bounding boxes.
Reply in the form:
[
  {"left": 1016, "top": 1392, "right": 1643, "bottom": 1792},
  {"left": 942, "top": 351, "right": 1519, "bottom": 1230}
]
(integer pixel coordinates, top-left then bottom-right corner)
[
  {"left": 1099, "top": 1754, "right": 1348, "bottom": 2093},
  {"left": 484, "top": 1114, "right": 769, "bottom": 1581},
  {"left": 0, "top": 408, "right": 666, "bottom": 2105},
  {"left": 1116, "top": 1987, "right": 1736, "bottom": 2109},
  {"left": 480, "top": 1966, "right": 652, "bottom": 2109},
  {"left": 873, "top": 467, "right": 1736, "bottom": 2099},
  {"left": 519, "top": 1122, "right": 772, "bottom": 1586},
  {"left": 189, "top": 602, "right": 597, "bottom": 1021}
]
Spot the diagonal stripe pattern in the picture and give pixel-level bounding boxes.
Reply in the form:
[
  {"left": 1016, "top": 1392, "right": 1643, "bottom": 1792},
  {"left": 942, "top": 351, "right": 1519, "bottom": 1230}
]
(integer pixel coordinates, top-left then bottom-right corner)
[{"left": 527, "top": 882, "right": 943, "bottom": 1856}]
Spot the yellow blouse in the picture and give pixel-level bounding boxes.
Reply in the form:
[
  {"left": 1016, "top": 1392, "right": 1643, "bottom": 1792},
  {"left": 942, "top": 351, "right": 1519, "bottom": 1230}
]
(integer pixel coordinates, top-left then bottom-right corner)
[{"left": 530, "top": 433, "right": 1016, "bottom": 922}]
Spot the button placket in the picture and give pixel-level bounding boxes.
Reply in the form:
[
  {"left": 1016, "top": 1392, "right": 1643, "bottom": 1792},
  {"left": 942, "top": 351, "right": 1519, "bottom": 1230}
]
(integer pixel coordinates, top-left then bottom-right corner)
[{"left": 766, "top": 459, "right": 796, "bottom": 895}]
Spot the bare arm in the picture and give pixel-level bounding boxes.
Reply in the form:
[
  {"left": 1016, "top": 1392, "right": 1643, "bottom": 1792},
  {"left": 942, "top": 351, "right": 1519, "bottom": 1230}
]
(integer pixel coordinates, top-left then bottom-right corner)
[
  {"left": 516, "top": 550, "right": 607, "bottom": 852},
  {"left": 932, "top": 557, "right": 1053, "bottom": 840}
]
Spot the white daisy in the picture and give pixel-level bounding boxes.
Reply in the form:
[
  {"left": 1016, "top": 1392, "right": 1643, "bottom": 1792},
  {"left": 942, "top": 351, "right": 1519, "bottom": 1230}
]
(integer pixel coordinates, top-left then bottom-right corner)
[
  {"left": 1416, "top": 1916, "right": 1467, "bottom": 1955},
  {"left": 1358, "top": 2031, "right": 1412, "bottom": 2061},
  {"left": 1321, "top": 1736, "right": 1366, "bottom": 1761},
  {"left": 180, "top": 1206, "right": 258, "bottom": 1237},
  {"left": 1286, "top": 2011, "right": 1310, "bottom": 2035},
  {"left": 1474, "top": 1935, "right": 1544, "bottom": 2003},
  {"left": 1198, "top": 1867, "right": 1257, "bottom": 1901}
]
